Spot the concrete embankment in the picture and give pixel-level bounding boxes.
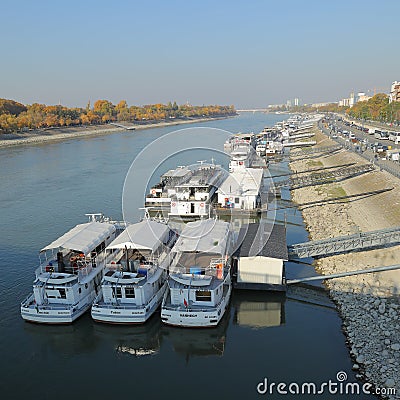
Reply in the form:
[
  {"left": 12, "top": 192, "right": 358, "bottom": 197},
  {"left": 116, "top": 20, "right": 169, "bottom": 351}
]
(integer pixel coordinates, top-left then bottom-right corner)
[
  {"left": 290, "top": 126, "right": 400, "bottom": 399},
  {"left": 0, "top": 116, "right": 232, "bottom": 149}
]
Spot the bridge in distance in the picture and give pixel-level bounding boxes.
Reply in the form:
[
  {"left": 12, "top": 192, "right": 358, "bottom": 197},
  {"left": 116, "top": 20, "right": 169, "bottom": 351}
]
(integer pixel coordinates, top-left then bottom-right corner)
[{"left": 236, "top": 109, "right": 269, "bottom": 113}]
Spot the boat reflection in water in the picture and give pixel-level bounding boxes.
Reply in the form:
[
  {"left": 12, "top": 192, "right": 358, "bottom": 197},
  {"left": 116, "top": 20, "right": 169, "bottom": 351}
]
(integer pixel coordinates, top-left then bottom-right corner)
[
  {"left": 93, "top": 313, "right": 162, "bottom": 357},
  {"left": 23, "top": 314, "right": 99, "bottom": 355},
  {"left": 232, "top": 291, "right": 285, "bottom": 329},
  {"left": 162, "top": 310, "right": 230, "bottom": 360}
]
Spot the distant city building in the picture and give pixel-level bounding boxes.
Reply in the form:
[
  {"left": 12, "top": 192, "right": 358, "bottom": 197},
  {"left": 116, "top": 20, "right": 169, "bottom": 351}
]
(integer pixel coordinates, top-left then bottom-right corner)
[
  {"left": 286, "top": 100, "right": 292, "bottom": 108},
  {"left": 338, "top": 92, "right": 357, "bottom": 107},
  {"left": 357, "top": 92, "right": 372, "bottom": 102},
  {"left": 339, "top": 98, "right": 350, "bottom": 107},
  {"left": 294, "top": 98, "right": 299, "bottom": 106},
  {"left": 349, "top": 92, "right": 355, "bottom": 107},
  {"left": 311, "top": 102, "right": 333, "bottom": 108},
  {"left": 389, "top": 81, "right": 400, "bottom": 103},
  {"left": 267, "top": 104, "right": 285, "bottom": 108}
]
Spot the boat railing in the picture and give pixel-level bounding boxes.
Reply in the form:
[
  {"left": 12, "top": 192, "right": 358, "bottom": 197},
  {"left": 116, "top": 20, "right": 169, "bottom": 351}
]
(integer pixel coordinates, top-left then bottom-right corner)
[
  {"left": 35, "top": 250, "right": 106, "bottom": 278},
  {"left": 93, "top": 286, "right": 160, "bottom": 309},
  {"left": 77, "top": 264, "right": 94, "bottom": 279},
  {"left": 164, "top": 280, "right": 231, "bottom": 312},
  {"left": 31, "top": 302, "right": 76, "bottom": 311},
  {"left": 21, "top": 293, "right": 34, "bottom": 306},
  {"left": 168, "top": 257, "right": 227, "bottom": 278}
]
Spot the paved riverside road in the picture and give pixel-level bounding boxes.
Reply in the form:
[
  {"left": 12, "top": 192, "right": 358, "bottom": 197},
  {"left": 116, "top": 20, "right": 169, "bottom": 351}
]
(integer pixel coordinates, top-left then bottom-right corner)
[{"left": 319, "top": 120, "right": 400, "bottom": 179}]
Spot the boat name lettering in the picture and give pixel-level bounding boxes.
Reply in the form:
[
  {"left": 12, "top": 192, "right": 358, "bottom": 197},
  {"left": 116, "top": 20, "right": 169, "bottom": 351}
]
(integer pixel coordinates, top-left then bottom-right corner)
[{"left": 180, "top": 313, "right": 197, "bottom": 317}]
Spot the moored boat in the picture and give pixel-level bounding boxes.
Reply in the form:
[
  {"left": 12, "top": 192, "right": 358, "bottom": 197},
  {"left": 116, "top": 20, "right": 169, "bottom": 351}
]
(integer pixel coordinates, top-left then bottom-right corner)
[
  {"left": 91, "top": 218, "right": 178, "bottom": 324},
  {"left": 161, "top": 219, "right": 236, "bottom": 328},
  {"left": 21, "top": 214, "right": 122, "bottom": 324}
]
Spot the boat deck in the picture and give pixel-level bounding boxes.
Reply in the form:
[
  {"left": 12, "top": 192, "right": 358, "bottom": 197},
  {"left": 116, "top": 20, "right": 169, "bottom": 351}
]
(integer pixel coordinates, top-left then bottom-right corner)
[{"left": 163, "top": 282, "right": 230, "bottom": 311}]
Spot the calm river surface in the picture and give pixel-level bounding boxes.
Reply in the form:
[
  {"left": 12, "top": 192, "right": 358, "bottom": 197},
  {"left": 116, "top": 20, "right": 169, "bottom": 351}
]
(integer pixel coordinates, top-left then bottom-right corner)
[{"left": 0, "top": 113, "right": 363, "bottom": 399}]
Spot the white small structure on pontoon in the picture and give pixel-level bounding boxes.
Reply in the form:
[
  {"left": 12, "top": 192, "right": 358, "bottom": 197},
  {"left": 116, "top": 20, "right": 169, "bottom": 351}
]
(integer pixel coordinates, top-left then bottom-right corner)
[
  {"left": 217, "top": 167, "right": 263, "bottom": 211},
  {"left": 161, "top": 219, "right": 236, "bottom": 328},
  {"left": 21, "top": 214, "right": 120, "bottom": 324},
  {"left": 232, "top": 223, "right": 288, "bottom": 292},
  {"left": 91, "top": 219, "right": 178, "bottom": 324}
]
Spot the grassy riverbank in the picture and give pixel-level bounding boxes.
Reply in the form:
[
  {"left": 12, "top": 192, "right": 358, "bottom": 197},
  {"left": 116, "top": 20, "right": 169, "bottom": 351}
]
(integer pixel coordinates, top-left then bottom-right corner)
[{"left": 0, "top": 116, "right": 232, "bottom": 148}]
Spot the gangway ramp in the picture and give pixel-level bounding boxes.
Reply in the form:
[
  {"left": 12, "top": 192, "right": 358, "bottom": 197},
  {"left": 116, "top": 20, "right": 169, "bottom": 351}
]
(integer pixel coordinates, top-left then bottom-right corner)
[
  {"left": 290, "top": 144, "right": 342, "bottom": 157},
  {"left": 288, "top": 226, "right": 400, "bottom": 259},
  {"left": 273, "top": 163, "right": 375, "bottom": 190},
  {"left": 287, "top": 264, "right": 400, "bottom": 285}
]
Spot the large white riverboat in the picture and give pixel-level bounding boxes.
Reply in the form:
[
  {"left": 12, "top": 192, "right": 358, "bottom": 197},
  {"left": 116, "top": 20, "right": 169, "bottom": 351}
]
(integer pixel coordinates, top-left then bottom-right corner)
[
  {"left": 229, "top": 144, "right": 256, "bottom": 172},
  {"left": 169, "top": 163, "right": 225, "bottom": 219},
  {"left": 161, "top": 219, "right": 236, "bottom": 328},
  {"left": 21, "top": 214, "right": 121, "bottom": 324},
  {"left": 144, "top": 166, "right": 193, "bottom": 212},
  {"left": 91, "top": 219, "right": 178, "bottom": 324}
]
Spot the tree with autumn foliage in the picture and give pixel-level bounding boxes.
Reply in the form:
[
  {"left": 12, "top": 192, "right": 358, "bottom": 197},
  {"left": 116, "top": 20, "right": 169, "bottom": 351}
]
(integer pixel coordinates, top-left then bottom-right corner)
[
  {"left": 346, "top": 93, "right": 400, "bottom": 123},
  {"left": 0, "top": 98, "right": 237, "bottom": 134}
]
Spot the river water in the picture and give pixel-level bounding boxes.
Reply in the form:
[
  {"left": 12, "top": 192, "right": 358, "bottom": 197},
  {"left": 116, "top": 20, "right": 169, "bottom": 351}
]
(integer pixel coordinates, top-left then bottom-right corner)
[{"left": 0, "top": 113, "right": 363, "bottom": 399}]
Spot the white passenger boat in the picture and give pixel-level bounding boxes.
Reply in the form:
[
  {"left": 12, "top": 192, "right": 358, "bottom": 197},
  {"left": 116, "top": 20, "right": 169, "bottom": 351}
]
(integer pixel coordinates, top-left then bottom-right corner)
[
  {"left": 169, "top": 163, "right": 225, "bottom": 218},
  {"left": 144, "top": 166, "right": 193, "bottom": 211},
  {"left": 91, "top": 219, "right": 178, "bottom": 324},
  {"left": 161, "top": 219, "right": 236, "bottom": 328},
  {"left": 256, "top": 143, "right": 266, "bottom": 157},
  {"left": 21, "top": 214, "right": 121, "bottom": 324},
  {"left": 229, "top": 144, "right": 255, "bottom": 172}
]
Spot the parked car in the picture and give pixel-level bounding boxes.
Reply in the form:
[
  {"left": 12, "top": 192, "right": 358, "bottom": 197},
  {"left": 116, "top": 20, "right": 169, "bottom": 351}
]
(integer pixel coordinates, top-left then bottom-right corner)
[{"left": 389, "top": 131, "right": 400, "bottom": 143}]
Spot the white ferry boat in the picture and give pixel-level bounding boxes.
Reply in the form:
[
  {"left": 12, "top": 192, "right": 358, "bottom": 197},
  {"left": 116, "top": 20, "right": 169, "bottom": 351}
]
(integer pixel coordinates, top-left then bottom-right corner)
[
  {"left": 255, "top": 143, "right": 266, "bottom": 157},
  {"left": 169, "top": 163, "right": 225, "bottom": 218},
  {"left": 224, "top": 133, "right": 256, "bottom": 154},
  {"left": 144, "top": 166, "right": 193, "bottom": 211},
  {"left": 161, "top": 219, "right": 236, "bottom": 328},
  {"left": 229, "top": 144, "right": 256, "bottom": 172},
  {"left": 91, "top": 219, "right": 178, "bottom": 324},
  {"left": 21, "top": 214, "right": 121, "bottom": 324}
]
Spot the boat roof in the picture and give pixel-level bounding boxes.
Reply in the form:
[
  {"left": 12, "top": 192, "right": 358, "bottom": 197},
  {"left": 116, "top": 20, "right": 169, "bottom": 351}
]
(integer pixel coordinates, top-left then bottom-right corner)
[
  {"left": 176, "top": 166, "right": 223, "bottom": 188},
  {"left": 41, "top": 222, "right": 116, "bottom": 254},
  {"left": 162, "top": 167, "right": 191, "bottom": 179},
  {"left": 235, "top": 223, "right": 288, "bottom": 260},
  {"left": 106, "top": 219, "right": 169, "bottom": 251},
  {"left": 172, "top": 219, "right": 230, "bottom": 255},
  {"left": 218, "top": 168, "right": 263, "bottom": 196}
]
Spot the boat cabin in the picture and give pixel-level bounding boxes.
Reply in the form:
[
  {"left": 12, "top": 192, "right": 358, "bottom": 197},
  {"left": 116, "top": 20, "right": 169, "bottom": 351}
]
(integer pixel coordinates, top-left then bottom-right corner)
[{"left": 169, "top": 165, "right": 225, "bottom": 217}]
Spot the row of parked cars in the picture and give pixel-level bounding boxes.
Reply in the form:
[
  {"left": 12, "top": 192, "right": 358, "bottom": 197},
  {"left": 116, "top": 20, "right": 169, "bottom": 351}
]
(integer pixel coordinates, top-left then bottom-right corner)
[
  {"left": 341, "top": 120, "right": 400, "bottom": 143},
  {"left": 324, "top": 116, "right": 400, "bottom": 161}
]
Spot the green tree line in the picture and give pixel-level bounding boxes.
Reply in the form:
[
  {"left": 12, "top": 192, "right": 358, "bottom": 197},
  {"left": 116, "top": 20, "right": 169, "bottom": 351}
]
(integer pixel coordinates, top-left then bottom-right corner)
[
  {"left": 0, "top": 99, "right": 236, "bottom": 134},
  {"left": 346, "top": 93, "right": 400, "bottom": 123},
  {"left": 269, "top": 94, "right": 400, "bottom": 124}
]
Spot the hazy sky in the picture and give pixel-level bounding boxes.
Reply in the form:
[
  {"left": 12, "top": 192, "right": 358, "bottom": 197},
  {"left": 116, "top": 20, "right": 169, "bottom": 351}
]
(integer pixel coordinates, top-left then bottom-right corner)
[{"left": 1, "top": 0, "right": 399, "bottom": 108}]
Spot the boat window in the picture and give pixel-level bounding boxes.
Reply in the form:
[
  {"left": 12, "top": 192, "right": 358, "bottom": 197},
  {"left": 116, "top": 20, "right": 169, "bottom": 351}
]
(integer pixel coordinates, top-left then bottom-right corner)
[
  {"left": 116, "top": 287, "right": 122, "bottom": 298},
  {"left": 235, "top": 197, "right": 240, "bottom": 204},
  {"left": 195, "top": 290, "right": 212, "bottom": 302},
  {"left": 59, "top": 288, "right": 66, "bottom": 299},
  {"left": 125, "top": 287, "right": 135, "bottom": 298}
]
